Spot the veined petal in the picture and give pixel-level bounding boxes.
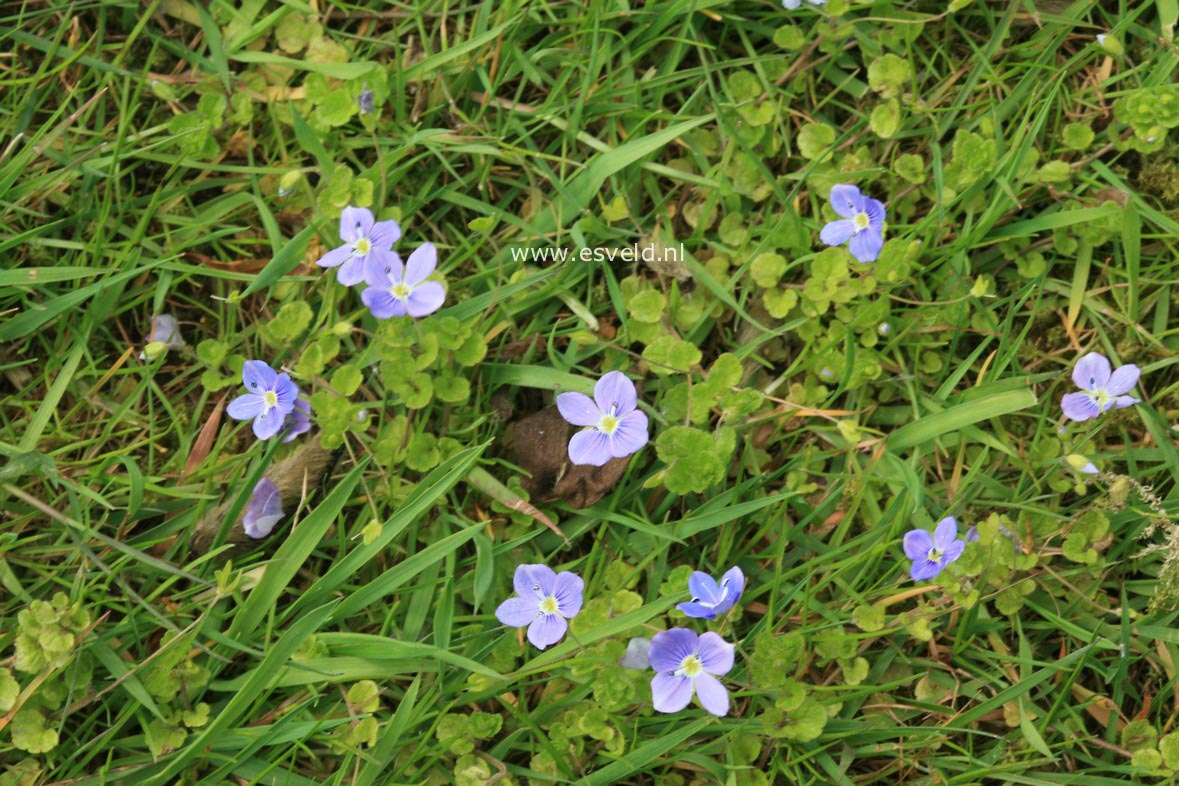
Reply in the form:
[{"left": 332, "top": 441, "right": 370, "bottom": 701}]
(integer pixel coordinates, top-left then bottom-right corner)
[
  {"left": 932, "top": 516, "right": 958, "bottom": 550},
  {"left": 568, "top": 429, "right": 612, "bottom": 466},
  {"left": 676, "top": 601, "right": 717, "bottom": 619},
  {"left": 820, "top": 219, "right": 856, "bottom": 247},
  {"left": 361, "top": 288, "right": 403, "bottom": 319},
  {"left": 942, "top": 539, "right": 966, "bottom": 565},
  {"left": 366, "top": 252, "right": 403, "bottom": 288},
  {"left": 650, "top": 672, "right": 693, "bottom": 713},
  {"left": 609, "top": 410, "right": 649, "bottom": 457},
  {"left": 693, "top": 673, "right": 730, "bottom": 716},
  {"left": 242, "top": 360, "right": 277, "bottom": 393},
  {"left": 828, "top": 184, "right": 863, "bottom": 218},
  {"left": 687, "top": 572, "right": 724, "bottom": 606},
  {"left": 274, "top": 374, "right": 299, "bottom": 410},
  {"left": 253, "top": 406, "right": 285, "bottom": 440},
  {"left": 512, "top": 564, "right": 535, "bottom": 599},
  {"left": 340, "top": 206, "right": 374, "bottom": 243},
  {"left": 405, "top": 282, "right": 445, "bottom": 317},
  {"left": 527, "top": 614, "right": 567, "bottom": 649},
  {"left": 368, "top": 218, "right": 402, "bottom": 248},
  {"left": 227, "top": 393, "right": 266, "bottom": 421},
  {"left": 1061, "top": 392, "right": 1100, "bottom": 422},
  {"left": 316, "top": 244, "right": 354, "bottom": 269},
  {"left": 404, "top": 243, "right": 437, "bottom": 286},
  {"left": 1072, "top": 352, "right": 1112, "bottom": 391},
  {"left": 910, "top": 559, "right": 941, "bottom": 581},
  {"left": 521, "top": 564, "right": 558, "bottom": 596},
  {"left": 1105, "top": 364, "right": 1140, "bottom": 396},
  {"left": 243, "top": 478, "right": 283, "bottom": 539},
  {"left": 696, "top": 632, "right": 735, "bottom": 675},
  {"left": 495, "top": 596, "right": 539, "bottom": 628},
  {"left": 1113, "top": 395, "right": 1140, "bottom": 410},
  {"left": 594, "top": 371, "right": 638, "bottom": 416},
  {"left": 848, "top": 227, "right": 884, "bottom": 263},
  {"left": 720, "top": 566, "right": 745, "bottom": 603},
  {"left": 557, "top": 392, "right": 601, "bottom": 427},
  {"left": 552, "top": 571, "right": 584, "bottom": 617},
  {"left": 864, "top": 197, "right": 887, "bottom": 228},
  {"left": 336, "top": 255, "right": 369, "bottom": 287},
  {"left": 902, "top": 529, "right": 933, "bottom": 561},
  {"left": 648, "top": 628, "right": 699, "bottom": 672}
]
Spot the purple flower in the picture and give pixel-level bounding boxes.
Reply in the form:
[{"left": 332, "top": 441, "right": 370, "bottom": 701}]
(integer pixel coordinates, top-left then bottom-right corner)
[
  {"left": 648, "top": 629, "right": 734, "bottom": 717},
  {"left": 677, "top": 566, "right": 744, "bottom": 620},
  {"left": 243, "top": 478, "right": 283, "bottom": 539},
  {"left": 139, "top": 314, "right": 184, "bottom": 359},
  {"left": 360, "top": 243, "right": 446, "bottom": 319},
  {"left": 316, "top": 206, "right": 401, "bottom": 287},
  {"left": 227, "top": 360, "right": 299, "bottom": 440},
  {"left": 782, "top": 0, "right": 824, "bottom": 8},
  {"left": 620, "top": 637, "right": 652, "bottom": 670},
  {"left": 556, "top": 371, "right": 650, "bottom": 467},
  {"left": 903, "top": 516, "right": 966, "bottom": 581},
  {"left": 1060, "top": 352, "right": 1140, "bottom": 422},
  {"left": 494, "top": 564, "right": 583, "bottom": 650},
  {"left": 358, "top": 88, "right": 374, "bottom": 115},
  {"left": 965, "top": 526, "right": 979, "bottom": 542},
  {"left": 819, "top": 184, "right": 886, "bottom": 263},
  {"left": 281, "top": 397, "right": 312, "bottom": 443}
]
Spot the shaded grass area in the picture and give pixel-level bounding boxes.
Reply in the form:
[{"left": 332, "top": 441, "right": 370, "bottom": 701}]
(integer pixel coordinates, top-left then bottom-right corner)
[{"left": 3, "top": 0, "right": 1179, "bottom": 784}]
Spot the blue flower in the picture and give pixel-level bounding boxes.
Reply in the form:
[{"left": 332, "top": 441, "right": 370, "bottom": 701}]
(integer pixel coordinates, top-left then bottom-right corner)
[
  {"left": 1061, "top": 352, "right": 1140, "bottom": 422},
  {"left": 620, "top": 637, "right": 652, "bottom": 670},
  {"left": 244, "top": 478, "right": 283, "bottom": 539},
  {"left": 361, "top": 243, "right": 446, "bottom": 319},
  {"left": 494, "top": 564, "right": 583, "bottom": 650},
  {"left": 819, "top": 184, "right": 886, "bottom": 263},
  {"left": 316, "top": 206, "right": 401, "bottom": 287},
  {"left": 676, "top": 566, "right": 744, "bottom": 619},
  {"left": 649, "top": 629, "right": 734, "bottom": 716},
  {"left": 556, "top": 371, "right": 649, "bottom": 467},
  {"left": 903, "top": 517, "right": 966, "bottom": 581},
  {"left": 782, "top": 0, "right": 825, "bottom": 8},
  {"left": 227, "top": 361, "right": 299, "bottom": 440}
]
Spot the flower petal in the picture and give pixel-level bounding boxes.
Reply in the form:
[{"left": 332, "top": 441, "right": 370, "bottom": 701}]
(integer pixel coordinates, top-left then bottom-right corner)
[
  {"left": 521, "top": 564, "right": 558, "bottom": 596},
  {"left": 648, "top": 628, "right": 699, "bottom": 672},
  {"left": 512, "top": 564, "right": 536, "bottom": 599},
  {"left": 552, "top": 571, "right": 584, "bottom": 617},
  {"left": 720, "top": 566, "right": 745, "bottom": 604},
  {"left": 687, "top": 572, "right": 724, "bottom": 606},
  {"left": 932, "top": 516, "right": 958, "bottom": 550},
  {"left": 243, "top": 478, "right": 283, "bottom": 539},
  {"left": 281, "top": 398, "right": 312, "bottom": 443},
  {"left": 495, "top": 596, "right": 539, "bottom": 628},
  {"left": 696, "top": 632, "right": 735, "bottom": 675},
  {"left": 557, "top": 392, "right": 601, "bottom": 427},
  {"left": 361, "top": 288, "right": 404, "bottom": 319},
  {"left": 227, "top": 393, "right": 266, "bottom": 421},
  {"left": 819, "top": 219, "right": 856, "bottom": 247},
  {"left": 676, "top": 601, "right": 717, "bottom": 619},
  {"left": 366, "top": 252, "right": 403, "bottom": 288},
  {"left": 594, "top": 371, "right": 638, "bottom": 416},
  {"left": 368, "top": 218, "right": 402, "bottom": 248},
  {"left": 910, "top": 559, "right": 941, "bottom": 581},
  {"left": 693, "top": 673, "right": 730, "bottom": 716},
  {"left": 1113, "top": 395, "right": 1140, "bottom": 410},
  {"left": 1061, "top": 392, "right": 1100, "bottom": 422},
  {"left": 1105, "top": 364, "right": 1140, "bottom": 396},
  {"left": 253, "top": 406, "right": 285, "bottom": 440},
  {"left": 404, "top": 243, "right": 437, "bottom": 286},
  {"left": 317, "top": 244, "right": 354, "bottom": 270},
  {"left": 609, "top": 411, "right": 649, "bottom": 458},
  {"left": 568, "top": 429, "right": 612, "bottom": 467},
  {"left": 527, "top": 613, "right": 567, "bottom": 649},
  {"left": 1072, "top": 352, "right": 1112, "bottom": 391},
  {"left": 848, "top": 227, "right": 884, "bottom": 263},
  {"left": 340, "top": 206, "right": 374, "bottom": 244},
  {"left": 148, "top": 314, "right": 182, "bottom": 346},
  {"left": 274, "top": 374, "right": 299, "bottom": 410},
  {"left": 336, "top": 255, "right": 370, "bottom": 287},
  {"left": 864, "top": 197, "right": 887, "bottom": 228},
  {"left": 902, "top": 529, "right": 933, "bottom": 561},
  {"left": 620, "top": 637, "right": 652, "bottom": 670},
  {"left": 405, "top": 282, "right": 446, "bottom": 317},
  {"left": 941, "top": 539, "right": 966, "bottom": 565},
  {"left": 650, "top": 673, "right": 694, "bottom": 713},
  {"left": 828, "top": 184, "right": 863, "bottom": 218},
  {"left": 242, "top": 360, "right": 278, "bottom": 393}
]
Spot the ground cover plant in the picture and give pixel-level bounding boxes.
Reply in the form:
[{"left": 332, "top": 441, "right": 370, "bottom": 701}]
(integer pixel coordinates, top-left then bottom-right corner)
[{"left": 3, "top": 0, "right": 1179, "bottom": 783}]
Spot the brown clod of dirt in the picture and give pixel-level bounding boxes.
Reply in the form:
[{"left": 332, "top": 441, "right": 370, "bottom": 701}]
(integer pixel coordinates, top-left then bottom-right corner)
[{"left": 504, "top": 406, "right": 629, "bottom": 509}]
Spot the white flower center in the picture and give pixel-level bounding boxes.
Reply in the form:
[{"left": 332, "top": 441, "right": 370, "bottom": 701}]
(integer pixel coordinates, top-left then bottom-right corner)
[
  {"left": 598, "top": 414, "right": 620, "bottom": 435},
  {"left": 677, "top": 654, "right": 703, "bottom": 678},
  {"left": 538, "top": 596, "right": 559, "bottom": 615},
  {"left": 354, "top": 238, "right": 372, "bottom": 255},
  {"left": 262, "top": 390, "right": 278, "bottom": 408},
  {"left": 927, "top": 547, "right": 943, "bottom": 562},
  {"left": 853, "top": 212, "right": 871, "bottom": 232},
  {"left": 390, "top": 282, "right": 412, "bottom": 301}
]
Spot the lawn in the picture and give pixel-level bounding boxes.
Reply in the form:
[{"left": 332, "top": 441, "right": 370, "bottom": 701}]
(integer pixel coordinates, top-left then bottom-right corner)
[{"left": 3, "top": 1, "right": 1179, "bottom": 784}]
